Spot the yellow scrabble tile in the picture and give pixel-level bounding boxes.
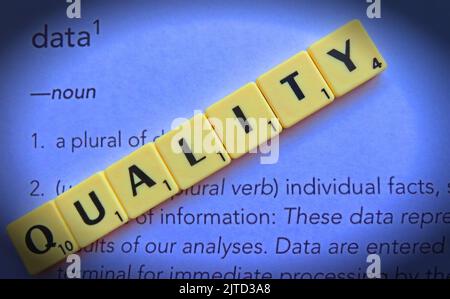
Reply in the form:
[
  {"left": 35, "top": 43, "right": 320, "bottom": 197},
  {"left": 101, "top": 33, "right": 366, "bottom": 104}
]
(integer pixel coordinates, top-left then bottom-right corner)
[
  {"left": 55, "top": 172, "right": 128, "bottom": 247},
  {"left": 7, "top": 201, "right": 79, "bottom": 275},
  {"left": 105, "top": 143, "right": 179, "bottom": 219},
  {"left": 155, "top": 113, "right": 231, "bottom": 190},
  {"left": 307, "top": 19, "right": 387, "bottom": 97},
  {"left": 205, "top": 82, "right": 282, "bottom": 158},
  {"left": 256, "top": 51, "right": 335, "bottom": 128}
]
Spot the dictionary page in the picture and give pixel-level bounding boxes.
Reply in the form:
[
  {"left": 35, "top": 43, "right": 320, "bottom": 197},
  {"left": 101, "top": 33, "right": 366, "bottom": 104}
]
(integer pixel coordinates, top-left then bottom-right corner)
[{"left": 1, "top": 0, "right": 449, "bottom": 279}]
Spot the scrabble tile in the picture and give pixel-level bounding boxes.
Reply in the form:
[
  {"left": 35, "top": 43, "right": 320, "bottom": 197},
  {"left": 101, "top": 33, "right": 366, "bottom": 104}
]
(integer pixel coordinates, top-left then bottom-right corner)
[
  {"left": 155, "top": 113, "right": 231, "bottom": 190},
  {"left": 307, "top": 19, "right": 387, "bottom": 97},
  {"left": 105, "top": 143, "right": 179, "bottom": 219},
  {"left": 205, "top": 82, "right": 282, "bottom": 158},
  {"left": 55, "top": 172, "right": 128, "bottom": 247},
  {"left": 7, "top": 201, "right": 79, "bottom": 274},
  {"left": 256, "top": 51, "right": 335, "bottom": 128}
]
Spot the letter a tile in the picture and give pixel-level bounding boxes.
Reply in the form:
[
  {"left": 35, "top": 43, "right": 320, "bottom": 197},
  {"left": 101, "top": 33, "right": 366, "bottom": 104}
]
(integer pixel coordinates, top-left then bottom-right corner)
[{"left": 105, "top": 143, "right": 179, "bottom": 219}]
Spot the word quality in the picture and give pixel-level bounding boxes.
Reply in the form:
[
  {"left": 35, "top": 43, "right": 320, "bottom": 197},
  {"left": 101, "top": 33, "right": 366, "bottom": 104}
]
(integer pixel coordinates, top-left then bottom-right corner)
[{"left": 8, "top": 20, "right": 386, "bottom": 274}]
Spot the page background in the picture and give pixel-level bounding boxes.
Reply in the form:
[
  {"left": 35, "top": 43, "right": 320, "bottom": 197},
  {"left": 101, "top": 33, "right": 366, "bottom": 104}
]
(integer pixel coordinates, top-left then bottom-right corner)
[{"left": 0, "top": 0, "right": 449, "bottom": 278}]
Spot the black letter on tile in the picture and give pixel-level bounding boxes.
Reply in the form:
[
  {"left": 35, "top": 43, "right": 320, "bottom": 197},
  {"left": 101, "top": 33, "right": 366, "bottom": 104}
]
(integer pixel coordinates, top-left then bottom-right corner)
[
  {"left": 74, "top": 191, "right": 106, "bottom": 225},
  {"left": 178, "top": 138, "right": 206, "bottom": 166},
  {"left": 129, "top": 165, "right": 156, "bottom": 196},
  {"left": 327, "top": 39, "right": 356, "bottom": 72},
  {"left": 25, "top": 225, "right": 56, "bottom": 254},
  {"left": 232, "top": 105, "right": 253, "bottom": 133},
  {"left": 280, "top": 71, "right": 305, "bottom": 101}
]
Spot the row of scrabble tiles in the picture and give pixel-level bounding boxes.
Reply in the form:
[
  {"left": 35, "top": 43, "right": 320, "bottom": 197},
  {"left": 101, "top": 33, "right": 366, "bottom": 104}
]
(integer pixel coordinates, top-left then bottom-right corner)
[{"left": 7, "top": 19, "right": 386, "bottom": 275}]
